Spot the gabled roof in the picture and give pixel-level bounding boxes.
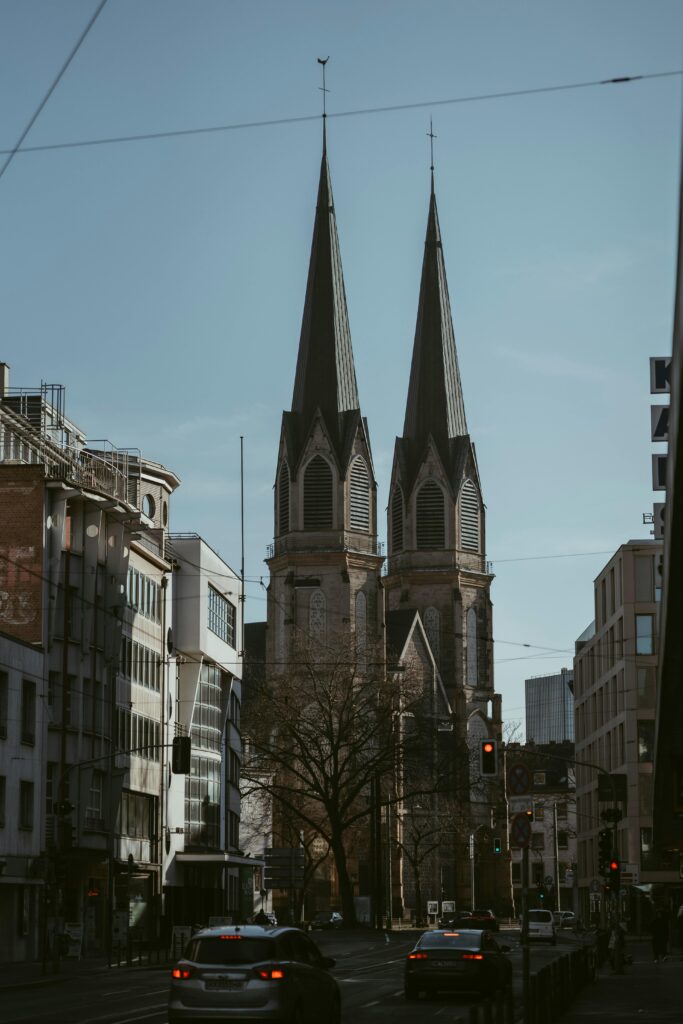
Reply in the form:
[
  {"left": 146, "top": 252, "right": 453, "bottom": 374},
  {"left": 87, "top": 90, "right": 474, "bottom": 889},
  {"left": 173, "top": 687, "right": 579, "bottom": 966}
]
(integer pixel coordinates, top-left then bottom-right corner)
[
  {"left": 400, "top": 178, "right": 468, "bottom": 488},
  {"left": 288, "top": 128, "right": 361, "bottom": 469}
]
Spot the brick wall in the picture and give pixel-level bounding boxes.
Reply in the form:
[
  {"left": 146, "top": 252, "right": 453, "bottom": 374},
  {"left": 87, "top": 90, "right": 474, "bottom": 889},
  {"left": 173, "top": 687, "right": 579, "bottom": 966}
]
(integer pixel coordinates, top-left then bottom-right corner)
[{"left": 0, "top": 464, "right": 45, "bottom": 643}]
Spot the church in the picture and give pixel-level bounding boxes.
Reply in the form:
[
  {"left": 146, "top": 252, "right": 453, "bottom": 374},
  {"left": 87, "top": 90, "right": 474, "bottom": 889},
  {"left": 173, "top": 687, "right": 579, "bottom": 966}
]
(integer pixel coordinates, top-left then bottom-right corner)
[{"left": 243, "top": 120, "right": 509, "bottom": 924}]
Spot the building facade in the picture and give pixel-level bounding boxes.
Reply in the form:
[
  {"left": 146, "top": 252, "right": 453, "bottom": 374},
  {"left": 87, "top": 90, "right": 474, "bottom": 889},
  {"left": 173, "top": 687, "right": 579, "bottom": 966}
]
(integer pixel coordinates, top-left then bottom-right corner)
[
  {"left": 574, "top": 540, "right": 680, "bottom": 929},
  {"left": 525, "top": 668, "right": 574, "bottom": 744}
]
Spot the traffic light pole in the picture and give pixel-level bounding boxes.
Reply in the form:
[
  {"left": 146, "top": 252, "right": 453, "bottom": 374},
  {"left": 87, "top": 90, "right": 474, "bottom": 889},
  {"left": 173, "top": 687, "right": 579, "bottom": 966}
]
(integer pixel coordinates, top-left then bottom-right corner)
[{"left": 522, "top": 844, "right": 530, "bottom": 1023}]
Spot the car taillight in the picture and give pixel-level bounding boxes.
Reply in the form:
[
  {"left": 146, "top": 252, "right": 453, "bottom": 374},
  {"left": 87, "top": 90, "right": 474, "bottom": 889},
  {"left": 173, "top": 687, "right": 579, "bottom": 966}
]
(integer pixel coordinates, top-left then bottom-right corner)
[
  {"left": 462, "top": 954, "right": 484, "bottom": 961},
  {"left": 172, "top": 966, "right": 193, "bottom": 980},
  {"left": 256, "top": 967, "right": 286, "bottom": 980},
  {"left": 408, "top": 952, "right": 428, "bottom": 960}
]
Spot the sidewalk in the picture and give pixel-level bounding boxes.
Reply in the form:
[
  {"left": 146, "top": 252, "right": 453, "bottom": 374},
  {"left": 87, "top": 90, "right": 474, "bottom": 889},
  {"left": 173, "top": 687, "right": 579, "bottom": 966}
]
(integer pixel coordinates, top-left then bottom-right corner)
[{"left": 557, "top": 939, "right": 683, "bottom": 1023}]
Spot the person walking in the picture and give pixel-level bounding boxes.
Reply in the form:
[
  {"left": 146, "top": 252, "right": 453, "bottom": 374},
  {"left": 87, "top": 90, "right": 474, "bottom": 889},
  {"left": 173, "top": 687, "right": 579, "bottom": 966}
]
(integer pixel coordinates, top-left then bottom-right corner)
[{"left": 651, "top": 909, "right": 669, "bottom": 963}]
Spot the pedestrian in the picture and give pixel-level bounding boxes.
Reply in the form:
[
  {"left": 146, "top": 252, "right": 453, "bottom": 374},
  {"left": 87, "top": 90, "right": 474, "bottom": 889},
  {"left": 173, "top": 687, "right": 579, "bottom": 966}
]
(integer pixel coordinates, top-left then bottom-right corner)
[
  {"left": 677, "top": 904, "right": 683, "bottom": 950},
  {"left": 651, "top": 909, "right": 669, "bottom": 963}
]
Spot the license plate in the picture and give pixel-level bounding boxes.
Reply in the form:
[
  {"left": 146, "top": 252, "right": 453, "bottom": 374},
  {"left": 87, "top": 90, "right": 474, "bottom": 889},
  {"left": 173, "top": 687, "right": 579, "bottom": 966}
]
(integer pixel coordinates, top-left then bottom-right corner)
[{"left": 205, "top": 977, "right": 243, "bottom": 990}]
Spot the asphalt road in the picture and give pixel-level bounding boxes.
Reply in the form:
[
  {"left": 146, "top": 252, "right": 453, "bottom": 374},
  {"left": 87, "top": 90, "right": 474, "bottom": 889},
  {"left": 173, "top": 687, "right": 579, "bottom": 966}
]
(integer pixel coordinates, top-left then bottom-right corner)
[{"left": 0, "top": 929, "right": 586, "bottom": 1024}]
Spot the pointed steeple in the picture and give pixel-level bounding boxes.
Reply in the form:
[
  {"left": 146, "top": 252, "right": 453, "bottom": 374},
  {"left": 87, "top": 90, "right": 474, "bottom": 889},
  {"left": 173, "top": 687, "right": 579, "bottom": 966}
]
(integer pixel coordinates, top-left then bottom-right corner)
[
  {"left": 403, "top": 179, "right": 468, "bottom": 450},
  {"left": 289, "top": 126, "right": 360, "bottom": 462}
]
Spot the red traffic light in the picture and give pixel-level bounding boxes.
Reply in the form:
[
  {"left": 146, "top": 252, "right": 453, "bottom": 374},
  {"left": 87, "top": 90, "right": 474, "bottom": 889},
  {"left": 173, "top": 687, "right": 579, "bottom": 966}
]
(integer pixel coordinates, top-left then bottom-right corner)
[
  {"left": 609, "top": 860, "right": 619, "bottom": 871},
  {"left": 483, "top": 742, "right": 494, "bottom": 753}
]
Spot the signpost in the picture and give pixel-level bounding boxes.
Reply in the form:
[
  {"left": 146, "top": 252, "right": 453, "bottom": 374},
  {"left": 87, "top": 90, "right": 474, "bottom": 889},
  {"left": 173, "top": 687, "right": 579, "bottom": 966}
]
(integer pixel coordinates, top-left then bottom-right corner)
[{"left": 508, "top": 762, "right": 531, "bottom": 796}]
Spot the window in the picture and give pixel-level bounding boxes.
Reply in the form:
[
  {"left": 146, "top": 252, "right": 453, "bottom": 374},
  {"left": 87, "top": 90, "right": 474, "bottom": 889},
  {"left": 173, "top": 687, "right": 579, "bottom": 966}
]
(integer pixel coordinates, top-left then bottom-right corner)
[
  {"left": 637, "top": 720, "right": 655, "bottom": 763},
  {"left": 466, "top": 607, "right": 477, "bottom": 685},
  {"left": 533, "top": 773, "right": 546, "bottom": 788},
  {"left": 117, "top": 790, "right": 155, "bottom": 839},
  {"left": 303, "top": 456, "right": 333, "bottom": 530},
  {"left": 634, "top": 555, "right": 654, "bottom": 602},
  {"left": 533, "top": 802, "right": 544, "bottom": 820},
  {"left": 21, "top": 679, "right": 36, "bottom": 745},
  {"left": 309, "top": 589, "right": 326, "bottom": 643},
  {"left": 390, "top": 485, "right": 404, "bottom": 552},
  {"left": 86, "top": 772, "right": 104, "bottom": 821},
  {"left": 640, "top": 827, "right": 655, "bottom": 870},
  {"left": 0, "top": 671, "right": 7, "bottom": 739},
  {"left": 19, "top": 780, "right": 34, "bottom": 830},
  {"left": 355, "top": 591, "right": 367, "bottom": 670},
  {"left": 185, "top": 755, "right": 220, "bottom": 848},
  {"left": 278, "top": 460, "right": 290, "bottom": 534},
  {"left": 208, "top": 586, "right": 237, "bottom": 647},
  {"left": 190, "top": 662, "right": 227, "bottom": 753},
  {"left": 0, "top": 776, "right": 5, "bottom": 827},
  {"left": 416, "top": 480, "right": 445, "bottom": 549},
  {"left": 531, "top": 832, "right": 545, "bottom": 850},
  {"left": 556, "top": 802, "right": 568, "bottom": 820},
  {"left": 459, "top": 479, "right": 480, "bottom": 552},
  {"left": 511, "top": 862, "right": 521, "bottom": 885},
  {"left": 558, "top": 831, "right": 569, "bottom": 849},
  {"left": 531, "top": 862, "right": 544, "bottom": 885},
  {"left": 349, "top": 457, "right": 370, "bottom": 531},
  {"left": 635, "top": 614, "right": 654, "bottom": 655}
]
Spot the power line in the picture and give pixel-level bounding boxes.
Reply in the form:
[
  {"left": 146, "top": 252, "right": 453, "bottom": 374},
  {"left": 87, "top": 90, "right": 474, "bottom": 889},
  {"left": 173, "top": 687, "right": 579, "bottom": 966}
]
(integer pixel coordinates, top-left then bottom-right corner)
[
  {"left": 0, "top": 0, "right": 108, "bottom": 181},
  {"left": 0, "top": 69, "right": 679, "bottom": 159}
]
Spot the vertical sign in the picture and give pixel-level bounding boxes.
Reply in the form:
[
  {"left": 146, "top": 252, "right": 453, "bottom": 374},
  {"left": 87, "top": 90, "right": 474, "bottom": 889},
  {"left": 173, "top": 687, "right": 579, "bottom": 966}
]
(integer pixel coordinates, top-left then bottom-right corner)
[{"left": 650, "top": 357, "right": 671, "bottom": 528}]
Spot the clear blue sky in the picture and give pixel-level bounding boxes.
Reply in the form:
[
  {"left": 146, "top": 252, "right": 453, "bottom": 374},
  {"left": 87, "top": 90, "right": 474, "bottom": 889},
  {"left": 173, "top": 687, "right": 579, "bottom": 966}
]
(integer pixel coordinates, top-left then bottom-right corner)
[{"left": 2, "top": 1, "right": 681, "bottom": 734}]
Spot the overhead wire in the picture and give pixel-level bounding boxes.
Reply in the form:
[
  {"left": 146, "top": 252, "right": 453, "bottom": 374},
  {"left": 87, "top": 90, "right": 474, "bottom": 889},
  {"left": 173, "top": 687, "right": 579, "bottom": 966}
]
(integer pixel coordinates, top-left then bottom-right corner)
[{"left": 0, "top": 69, "right": 680, "bottom": 159}]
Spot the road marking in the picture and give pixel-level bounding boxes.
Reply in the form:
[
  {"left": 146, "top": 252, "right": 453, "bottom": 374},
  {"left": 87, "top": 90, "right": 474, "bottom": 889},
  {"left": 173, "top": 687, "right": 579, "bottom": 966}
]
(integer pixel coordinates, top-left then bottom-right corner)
[
  {"left": 362, "top": 999, "right": 381, "bottom": 1007},
  {"left": 106, "top": 1011, "right": 165, "bottom": 1024},
  {"left": 77, "top": 1003, "right": 166, "bottom": 1023}
]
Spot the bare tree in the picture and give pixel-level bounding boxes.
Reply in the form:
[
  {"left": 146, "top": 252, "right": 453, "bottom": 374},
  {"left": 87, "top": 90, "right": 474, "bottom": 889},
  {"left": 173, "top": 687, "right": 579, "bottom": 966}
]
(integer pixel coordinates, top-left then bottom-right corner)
[{"left": 242, "top": 641, "right": 444, "bottom": 925}]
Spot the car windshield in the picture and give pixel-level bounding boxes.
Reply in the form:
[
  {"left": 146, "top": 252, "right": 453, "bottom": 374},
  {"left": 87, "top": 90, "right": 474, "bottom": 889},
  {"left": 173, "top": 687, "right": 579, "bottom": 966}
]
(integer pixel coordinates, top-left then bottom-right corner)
[
  {"left": 419, "top": 931, "right": 480, "bottom": 949},
  {"left": 185, "top": 937, "right": 276, "bottom": 964},
  {"left": 528, "top": 911, "right": 552, "bottom": 922}
]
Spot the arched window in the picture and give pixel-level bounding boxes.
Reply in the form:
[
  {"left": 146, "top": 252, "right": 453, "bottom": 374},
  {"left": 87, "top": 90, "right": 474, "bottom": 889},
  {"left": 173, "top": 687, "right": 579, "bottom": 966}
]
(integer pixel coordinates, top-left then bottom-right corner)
[
  {"left": 309, "top": 589, "right": 326, "bottom": 643},
  {"left": 278, "top": 460, "right": 290, "bottom": 535},
  {"left": 466, "top": 607, "right": 478, "bottom": 686},
  {"left": 349, "top": 457, "right": 370, "bottom": 532},
  {"left": 423, "top": 606, "right": 440, "bottom": 664},
  {"left": 303, "top": 456, "right": 333, "bottom": 530},
  {"left": 355, "top": 590, "right": 367, "bottom": 670},
  {"left": 416, "top": 480, "right": 445, "bottom": 549},
  {"left": 390, "top": 485, "right": 404, "bottom": 552},
  {"left": 459, "top": 479, "right": 480, "bottom": 552}
]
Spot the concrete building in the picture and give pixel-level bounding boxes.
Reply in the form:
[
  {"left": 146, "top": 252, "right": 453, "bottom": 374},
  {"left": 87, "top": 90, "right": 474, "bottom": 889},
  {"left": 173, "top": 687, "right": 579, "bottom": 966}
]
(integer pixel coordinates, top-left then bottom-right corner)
[
  {"left": 0, "top": 365, "right": 247, "bottom": 962},
  {"left": 525, "top": 669, "right": 574, "bottom": 744},
  {"left": 574, "top": 540, "right": 679, "bottom": 929},
  {"left": 506, "top": 741, "right": 577, "bottom": 915}
]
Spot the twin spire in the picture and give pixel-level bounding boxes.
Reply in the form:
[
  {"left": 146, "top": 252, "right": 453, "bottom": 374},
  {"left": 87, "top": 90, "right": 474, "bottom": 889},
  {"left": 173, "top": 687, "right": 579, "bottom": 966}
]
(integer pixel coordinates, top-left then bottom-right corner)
[{"left": 289, "top": 123, "right": 468, "bottom": 467}]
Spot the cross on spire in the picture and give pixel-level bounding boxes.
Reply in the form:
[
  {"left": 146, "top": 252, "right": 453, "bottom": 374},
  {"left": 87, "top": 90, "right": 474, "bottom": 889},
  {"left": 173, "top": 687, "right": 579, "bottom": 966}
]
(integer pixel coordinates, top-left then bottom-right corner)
[
  {"left": 317, "top": 56, "right": 330, "bottom": 118},
  {"left": 427, "top": 117, "right": 437, "bottom": 192}
]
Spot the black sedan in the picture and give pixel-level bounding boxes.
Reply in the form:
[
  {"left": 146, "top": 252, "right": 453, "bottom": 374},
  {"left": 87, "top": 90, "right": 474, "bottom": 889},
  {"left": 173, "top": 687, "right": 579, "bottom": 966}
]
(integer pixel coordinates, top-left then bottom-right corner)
[{"left": 404, "top": 928, "right": 512, "bottom": 1000}]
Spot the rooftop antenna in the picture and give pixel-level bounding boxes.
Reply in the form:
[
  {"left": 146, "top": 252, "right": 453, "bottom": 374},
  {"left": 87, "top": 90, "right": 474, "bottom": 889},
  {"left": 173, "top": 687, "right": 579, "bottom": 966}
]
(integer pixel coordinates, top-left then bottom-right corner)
[{"left": 317, "top": 57, "right": 330, "bottom": 119}]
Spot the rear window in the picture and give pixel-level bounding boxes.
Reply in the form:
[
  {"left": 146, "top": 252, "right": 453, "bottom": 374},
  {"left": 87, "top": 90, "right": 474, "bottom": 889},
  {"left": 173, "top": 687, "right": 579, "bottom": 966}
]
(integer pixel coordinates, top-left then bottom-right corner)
[
  {"left": 529, "top": 911, "right": 552, "bottom": 923},
  {"left": 419, "top": 931, "right": 480, "bottom": 949},
  {"left": 186, "top": 937, "right": 275, "bottom": 964}
]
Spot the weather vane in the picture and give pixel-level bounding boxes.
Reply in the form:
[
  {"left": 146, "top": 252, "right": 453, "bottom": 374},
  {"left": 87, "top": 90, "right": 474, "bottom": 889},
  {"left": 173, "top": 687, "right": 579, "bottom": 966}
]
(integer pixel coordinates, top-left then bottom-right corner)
[
  {"left": 427, "top": 117, "right": 437, "bottom": 173},
  {"left": 317, "top": 57, "right": 330, "bottom": 118}
]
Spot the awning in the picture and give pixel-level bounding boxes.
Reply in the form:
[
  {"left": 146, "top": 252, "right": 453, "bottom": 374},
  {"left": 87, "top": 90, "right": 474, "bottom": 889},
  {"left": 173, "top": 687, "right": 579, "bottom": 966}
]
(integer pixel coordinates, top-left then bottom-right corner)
[{"left": 176, "top": 852, "right": 264, "bottom": 868}]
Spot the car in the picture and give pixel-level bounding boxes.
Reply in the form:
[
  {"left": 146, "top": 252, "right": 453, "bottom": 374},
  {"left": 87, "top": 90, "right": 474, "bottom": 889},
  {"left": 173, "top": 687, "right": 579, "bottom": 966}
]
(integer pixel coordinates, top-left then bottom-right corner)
[
  {"left": 439, "top": 911, "right": 472, "bottom": 928},
  {"left": 310, "top": 911, "right": 343, "bottom": 930},
  {"left": 404, "top": 928, "right": 512, "bottom": 1001},
  {"left": 528, "top": 909, "right": 556, "bottom": 944},
  {"left": 168, "top": 924, "right": 340, "bottom": 1023},
  {"left": 469, "top": 909, "right": 499, "bottom": 931},
  {"left": 553, "top": 911, "right": 576, "bottom": 929}
]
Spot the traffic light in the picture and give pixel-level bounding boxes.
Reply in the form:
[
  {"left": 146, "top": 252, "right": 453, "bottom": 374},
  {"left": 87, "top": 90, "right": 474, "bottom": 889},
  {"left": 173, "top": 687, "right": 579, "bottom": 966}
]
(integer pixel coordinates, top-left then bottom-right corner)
[
  {"left": 493, "top": 837, "right": 502, "bottom": 854},
  {"left": 172, "top": 735, "right": 192, "bottom": 774},
  {"left": 480, "top": 739, "right": 498, "bottom": 776},
  {"left": 525, "top": 807, "right": 534, "bottom": 822},
  {"left": 598, "top": 829, "right": 612, "bottom": 876},
  {"left": 537, "top": 886, "right": 546, "bottom": 902},
  {"left": 608, "top": 858, "right": 621, "bottom": 894}
]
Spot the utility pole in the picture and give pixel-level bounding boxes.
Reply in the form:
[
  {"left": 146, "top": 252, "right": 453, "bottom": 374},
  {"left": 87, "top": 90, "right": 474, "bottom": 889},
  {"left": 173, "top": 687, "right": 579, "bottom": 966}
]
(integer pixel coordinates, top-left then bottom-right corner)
[
  {"left": 553, "top": 801, "right": 560, "bottom": 912},
  {"left": 522, "top": 844, "right": 530, "bottom": 1023},
  {"left": 469, "top": 833, "right": 475, "bottom": 911}
]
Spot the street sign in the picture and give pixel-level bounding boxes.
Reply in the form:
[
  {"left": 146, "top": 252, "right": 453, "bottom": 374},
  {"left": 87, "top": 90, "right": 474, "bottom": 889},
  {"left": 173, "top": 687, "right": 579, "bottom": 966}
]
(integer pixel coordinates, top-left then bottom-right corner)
[
  {"left": 263, "top": 847, "right": 305, "bottom": 889},
  {"left": 510, "top": 812, "right": 531, "bottom": 848},
  {"left": 441, "top": 900, "right": 455, "bottom": 914},
  {"left": 564, "top": 870, "right": 574, "bottom": 885},
  {"left": 544, "top": 875, "right": 553, "bottom": 886},
  {"left": 590, "top": 879, "right": 601, "bottom": 893},
  {"left": 508, "top": 762, "right": 531, "bottom": 796}
]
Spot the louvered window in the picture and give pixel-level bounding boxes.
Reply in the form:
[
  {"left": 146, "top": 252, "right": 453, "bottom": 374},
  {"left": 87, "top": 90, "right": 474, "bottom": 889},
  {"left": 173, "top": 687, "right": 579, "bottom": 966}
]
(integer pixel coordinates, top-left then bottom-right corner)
[
  {"left": 391, "top": 485, "right": 404, "bottom": 552},
  {"left": 304, "top": 456, "right": 333, "bottom": 530},
  {"left": 459, "top": 479, "right": 480, "bottom": 552},
  {"left": 278, "top": 460, "right": 290, "bottom": 534},
  {"left": 416, "top": 480, "right": 445, "bottom": 549},
  {"left": 349, "top": 457, "right": 370, "bottom": 531}
]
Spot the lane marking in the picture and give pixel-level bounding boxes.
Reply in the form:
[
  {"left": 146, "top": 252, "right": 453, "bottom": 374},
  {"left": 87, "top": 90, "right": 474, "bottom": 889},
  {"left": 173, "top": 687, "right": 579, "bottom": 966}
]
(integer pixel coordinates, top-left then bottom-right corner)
[{"left": 79, "top": 1003, "right": 165, "bottom": 1023}]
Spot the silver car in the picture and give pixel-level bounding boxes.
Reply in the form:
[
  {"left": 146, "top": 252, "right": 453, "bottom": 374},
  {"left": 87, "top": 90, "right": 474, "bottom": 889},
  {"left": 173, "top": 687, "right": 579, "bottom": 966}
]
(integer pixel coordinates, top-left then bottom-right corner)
[{"left": 168, "top": 924, "right": 340, "bottom": 1024}]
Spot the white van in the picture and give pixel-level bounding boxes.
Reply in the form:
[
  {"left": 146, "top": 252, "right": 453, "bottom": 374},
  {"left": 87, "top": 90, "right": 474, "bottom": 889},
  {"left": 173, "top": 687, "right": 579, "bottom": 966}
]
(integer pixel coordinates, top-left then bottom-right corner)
[{"left": 528, "top": 909, "right": 556, "bottom": 944}]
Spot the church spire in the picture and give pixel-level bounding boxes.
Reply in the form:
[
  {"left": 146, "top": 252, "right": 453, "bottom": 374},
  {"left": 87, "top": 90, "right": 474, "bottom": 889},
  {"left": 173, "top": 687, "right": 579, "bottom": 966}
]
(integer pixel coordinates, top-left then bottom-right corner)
[
  {"left": 402, "top": 174, "right": 468, "bottom": 451},
  {"left": 290, "top": 127, "right": 360, "bottom": 454}
]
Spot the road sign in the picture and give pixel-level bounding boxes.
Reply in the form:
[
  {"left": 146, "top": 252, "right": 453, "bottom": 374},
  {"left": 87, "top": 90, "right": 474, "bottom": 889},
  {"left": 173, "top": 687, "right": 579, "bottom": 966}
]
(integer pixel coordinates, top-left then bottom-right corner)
[
  {"left": 510, "top": 812, "right": 531, "bottom": 848},
  {"left": 508, "top": 762, "right": 531, "bottom": 796},
  {"left": 590, "top": 879, "right": 601, "bottom": 893},
  {"left": 544, "top": 875, "right": 553, "bottom": 886},
  {"left": 263, "top": 847, "right": 305, "bottom": 889}
]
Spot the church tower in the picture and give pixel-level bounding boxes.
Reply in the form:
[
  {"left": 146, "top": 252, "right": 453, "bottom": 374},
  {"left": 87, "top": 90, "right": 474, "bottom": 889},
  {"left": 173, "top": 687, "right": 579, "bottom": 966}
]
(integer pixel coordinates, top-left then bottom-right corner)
[
  {"left": 265, "top": 127, "right": 384, "bottom": 670},
  {"left": 384, "top": 169, "right": 500, "bottom": 739}
]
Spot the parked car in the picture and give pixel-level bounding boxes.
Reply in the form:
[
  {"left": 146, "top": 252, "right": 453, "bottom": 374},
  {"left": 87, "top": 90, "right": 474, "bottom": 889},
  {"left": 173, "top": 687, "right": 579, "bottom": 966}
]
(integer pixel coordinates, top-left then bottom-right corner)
[
  {"left": 469, "top": 909, "right": 499, "bottom": 932},
  {"left": 553, "top": 911, "right": 576, "bottom": 929},
  {"left": 168, "top": 924, "right": 340, "bottom": 1023},
  {"left": 528, "top": 909, "right": 556, "bottom": 944},
  {"left": 310, "top": 911, "right": 343, "bottom": 930},
  {"left": 439, "top": 910, "right": 472, "bottom": 928},
  {"left": 405, "top": 928, "right": 512, "bottom": 1000}
]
